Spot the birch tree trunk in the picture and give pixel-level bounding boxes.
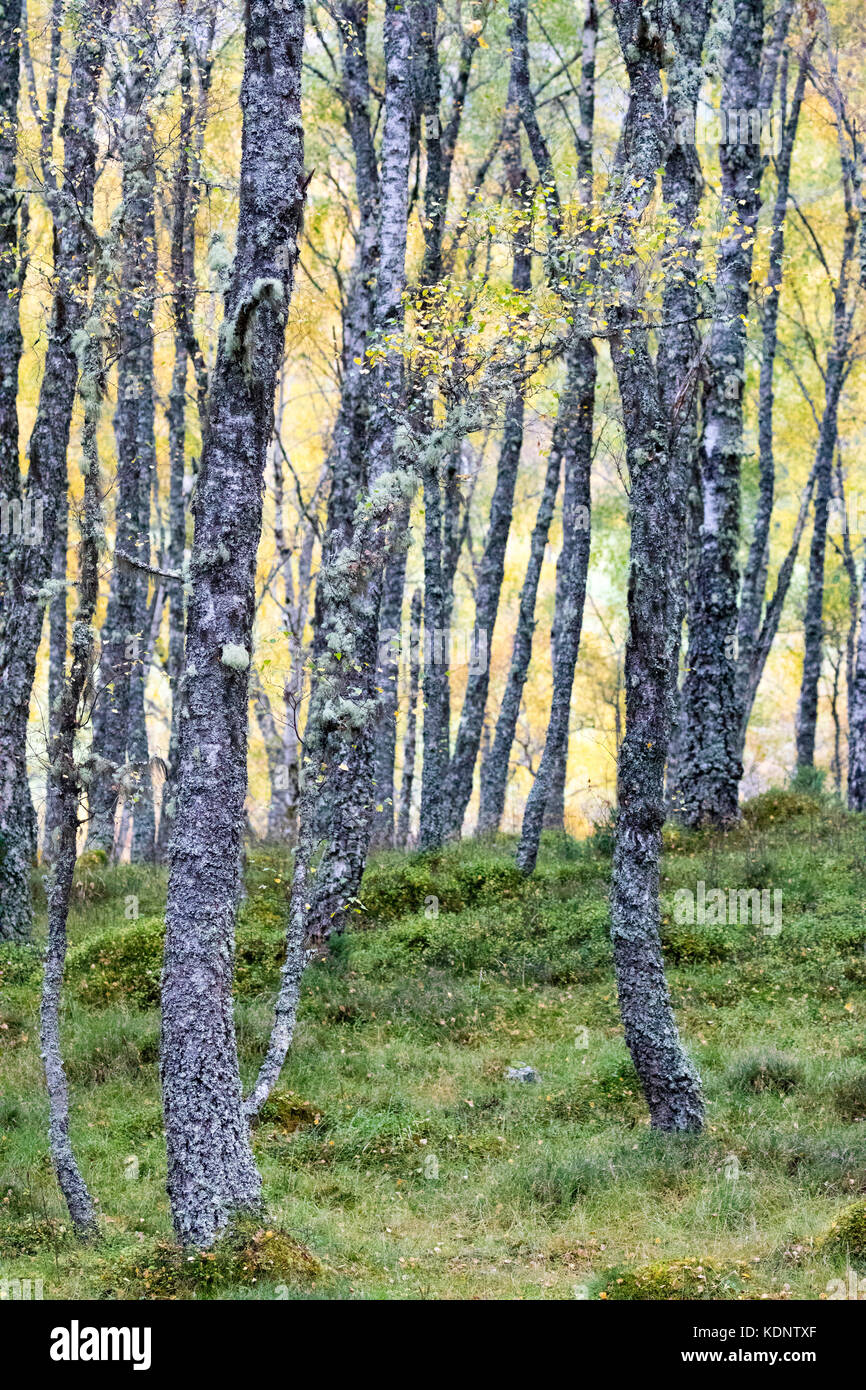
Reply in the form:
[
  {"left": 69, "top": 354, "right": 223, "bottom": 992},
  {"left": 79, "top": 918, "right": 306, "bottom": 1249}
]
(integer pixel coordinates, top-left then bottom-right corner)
[
  {"left": 90, "top": 0, "right": 158, "bottom": 859},
  {"left": 304, "top": 0, "right": 412, "bottom": 942},
  {"left": 675, "top": 0, "right": 765, "bottom": 828},
  {"left": 397, "top": 586, "right": 422, "bottom": 844},
  {"left": 158, "top": 5, "right": 214, "bottom": 858},
  {"left": 0, "top": 0, "right": 116, "bottom": 941},
  {"left": 794, "top": 244, "right": 856, "bottom": 770},
  {"left": 607, "top": 0, "right": 707, "bottom": 1131},
  {"left": 41, "top": 290, "right": 108, "bottom": 1241},
  {"left": 161, "top": 0, "right": 306, "bottom": 1248}
]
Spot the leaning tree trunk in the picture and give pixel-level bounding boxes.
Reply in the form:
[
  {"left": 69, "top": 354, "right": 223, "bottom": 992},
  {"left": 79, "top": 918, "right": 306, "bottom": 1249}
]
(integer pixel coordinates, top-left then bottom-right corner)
[
  {"left": 161, "top": 0, "right": 306, "bottom": 1249},
  {"left": 607, "top": 0, "right": 707, "bottom": 1131},
  {"left": 676, "top": 0, "right": 765, "bottom": 829},
  {"left": 0, "top": 0, "right": 116, "bottom": 941},
  {"left": 89, "top": 1, "right": 158, "bottom": 859}
]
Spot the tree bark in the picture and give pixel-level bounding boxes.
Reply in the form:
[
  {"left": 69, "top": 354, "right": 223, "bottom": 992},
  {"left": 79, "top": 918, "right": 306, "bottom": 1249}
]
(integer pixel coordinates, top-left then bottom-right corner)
[
  {"left": 304, "top": 0, "right": 413, "bottom": 943},
  {"left": 89, "top": 1, "right": 158, "bottom": 859},
  {"left": 0, "top": 0, "right": 116, "bottom": 941},
  {"left": 41, "top": 280, "right": 108, "bottom": 1241},
  {"left": 397, "top": 586, "right": 422, "bottom": 844},
  {"left": 676, "top": 0, "right": 765, "bottom": 828},
  {"left": 161, "top": 0, "right": 306, "bottom": 1248},
  {"left": 607, "top": 0, "right": 708, "bottom": 1131}
]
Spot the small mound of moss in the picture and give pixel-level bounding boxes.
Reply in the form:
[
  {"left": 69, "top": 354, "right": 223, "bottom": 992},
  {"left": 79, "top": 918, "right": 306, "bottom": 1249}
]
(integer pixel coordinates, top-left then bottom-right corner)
[
  {"left": 833, "top": 1072, "right": 866, "bottom": 1123},
  {"left": 742, "top": 786, "right": 822, "bottom": 830},
  {"left": 102, "top": 1220, "right": 321, "bottom": 1299},
  {"left": 661, "top": 922, "right": 735, "bottom": 964},
  {"left": 727, "top": 1049, "right": 804, "bottom": 1095},
  {"left": 597, "top": 1258, "right": 755, "bottom": 1300},
  {"left": 68, "top": 917, "right": 163, "bottom": 1009},
  {"left": 821, "top": 1200, "right": 866, "bottom": 1269},
  {"left": 257, "top": 1089, "right": 324, "bottom": 1134}
]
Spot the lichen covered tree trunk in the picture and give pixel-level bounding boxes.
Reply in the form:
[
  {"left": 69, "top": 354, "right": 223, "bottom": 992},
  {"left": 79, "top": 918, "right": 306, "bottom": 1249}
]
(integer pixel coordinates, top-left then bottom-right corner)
[
  {"left": 0, "top": 0, "right": 116, "bottom": 940},
  {"left": 161, "top": 0, "right": 306, "bottom": 1248},
  {"left": 607, "top": 0, "right": 706, "bottom": 1131},
  {"left": 676, "top": 0, "right": 765, "bottom": 828}
]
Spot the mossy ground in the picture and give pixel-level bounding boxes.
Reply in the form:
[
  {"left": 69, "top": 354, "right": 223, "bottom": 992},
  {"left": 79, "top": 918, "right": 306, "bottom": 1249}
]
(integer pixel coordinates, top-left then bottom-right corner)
[{"left": 2, "top": 789, "right": 866, "bottom": 1299}]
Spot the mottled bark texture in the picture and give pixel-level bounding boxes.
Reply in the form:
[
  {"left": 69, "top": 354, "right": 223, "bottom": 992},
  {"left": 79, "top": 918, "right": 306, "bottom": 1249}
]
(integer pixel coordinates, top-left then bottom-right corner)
[
  {"left": 90, "top": 1, "right": 158, "bottom": 859},
  {"left": 848, "top": 548, "right": 866, "bottom": 809},
  {"left": 158, "top": 5, "right": 214, "bottom": 858},
  {"left": 161, "top": 0, "right": 306, "bottom": 1249},
  {"left": 41, "top": 297, "right": 107, "bottom": 1241},
  {"left": 305, "top": 0, "right": 379, "bottom": 854},
  {"left": 607, "top": 0, "right": 707, "bottom": 1130},
  {"left": 0, "top": 0, "right": 22, "bottom": 537},
  {"left": 397, "top": 586, "right": 422, "bottom": 844},
  {"left": 0, "top": 0, "right": 116, "bottom": 940},
  {"left": 405, "top": 2, "right": 481, "bottom": 850},
  {"left": 675, "top": 0, "right": 764, "bottom": 828},
  {"left": 304, "top": 0, "right": 412, "bottom": 942}
]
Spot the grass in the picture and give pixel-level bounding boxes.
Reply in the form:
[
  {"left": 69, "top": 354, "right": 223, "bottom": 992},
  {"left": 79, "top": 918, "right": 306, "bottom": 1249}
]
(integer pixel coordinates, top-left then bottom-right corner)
[{"left": 1, "top": 787, "right": 866, "bottom": 1299}]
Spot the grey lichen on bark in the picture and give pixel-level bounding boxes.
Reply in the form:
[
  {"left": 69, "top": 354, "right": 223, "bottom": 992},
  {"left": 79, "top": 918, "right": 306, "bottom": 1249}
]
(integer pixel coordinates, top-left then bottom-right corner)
[
  {"left": 606, "top": 0, "right": 708, "bottom": 1131},
  {"left": 0, "top": 0, "right": 117, "bottom": 940},
  {"left": 160, "top": 0, "right": 307, "bottom": 1249}
]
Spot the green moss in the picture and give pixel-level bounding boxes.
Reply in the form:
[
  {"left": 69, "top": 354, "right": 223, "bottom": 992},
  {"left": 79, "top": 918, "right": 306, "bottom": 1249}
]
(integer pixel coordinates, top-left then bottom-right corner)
[
  {"left": 101, "top": 1220, "right": 321, "bottom": 1299},
  {"left": 597, "top": 1258, "right": 756, "bottom": 1300},
  {"left": 68, "top": 917, "right": 163, "bottom": 1009},
  {"left": 257, "top": 1089, "right": 324, "bottom": 1134},
  {"left": 0, "top": 941, "right": 41, "bottom": 987},
  {"left": 821, "top": 1200, "right": 866, "bottom": 1269}
]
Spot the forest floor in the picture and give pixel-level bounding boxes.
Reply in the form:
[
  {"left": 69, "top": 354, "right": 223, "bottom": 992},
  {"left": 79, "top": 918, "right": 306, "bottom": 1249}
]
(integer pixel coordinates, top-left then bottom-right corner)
[{"left": 2, "top": 786, "right": 866, "bottom": 1300}]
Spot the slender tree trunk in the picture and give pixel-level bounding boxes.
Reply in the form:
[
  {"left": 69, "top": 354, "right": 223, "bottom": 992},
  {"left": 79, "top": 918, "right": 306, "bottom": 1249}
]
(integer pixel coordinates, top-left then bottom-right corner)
[
  {"left": 89, "top": 1, "right": 158, "bottom": 859},
  {"left": 158, "top": 6, "right": 214, "bottom": 857},
  {"left": 848, "top": 549, "right": 866, "bottom": 810},
  {"left": 607, "top": 0, "right": 707, "bottom": 1131},
  {"left": 476, "top": 438, "right": 561, "bottom": 835},
  {"left": 161, "top": 0, "right": 306, "bottom": 1249},
  {"left": 795, "top": 274, "right": 855, "bottom": 770},
  {"left": 734, "top": 47, "right": 808, "bottom": 756},
  {"left": 676, "top": 0, "right": 765, "bottom": 828},
  {"left": 305, "top": 0, "right": 412, "bottom": 943},
  {"left": 0, "top": 0, "right": 116, "bottom": 941},
  {"left": 42, "top": 286, "right": 107, "bottom": 1241},
  {"left": 397, "top": 587, "right": 422, "bottom": 844},
  {"left": 0, "top": 0, "right": 38, "bottom": 879},
  {"left": 516, "top": 337, "right": 594, "bottom": 871}
]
